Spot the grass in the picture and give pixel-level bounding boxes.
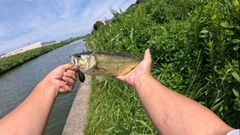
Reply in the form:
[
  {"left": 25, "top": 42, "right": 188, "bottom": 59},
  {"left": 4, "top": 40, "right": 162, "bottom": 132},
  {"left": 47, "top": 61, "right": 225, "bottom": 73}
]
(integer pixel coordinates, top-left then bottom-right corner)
[
  {"left": 84, "top": 77, "right": 157, "bottom": 134},
  {"left": 84, "top": 0, "right": 240, "bottom": 134}
]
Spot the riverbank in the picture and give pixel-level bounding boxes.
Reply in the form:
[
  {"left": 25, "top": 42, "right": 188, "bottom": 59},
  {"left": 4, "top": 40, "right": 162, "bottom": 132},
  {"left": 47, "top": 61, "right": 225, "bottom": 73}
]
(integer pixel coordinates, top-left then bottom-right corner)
[
  {"left": 62, "top": 75, "right": 91, "bottom": 135},
  {"left": 84, "top": 0, "right": 240, "bottom": 133},
  {"left": 0, "top": 36, "right": 85, "bottom": 75}
]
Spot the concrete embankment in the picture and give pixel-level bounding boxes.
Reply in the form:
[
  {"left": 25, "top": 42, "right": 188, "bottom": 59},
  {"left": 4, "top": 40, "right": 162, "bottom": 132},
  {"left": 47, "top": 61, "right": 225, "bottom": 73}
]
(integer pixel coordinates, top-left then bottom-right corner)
[{"left": 62, "top": 75, "right": 91, "bottom": 135}]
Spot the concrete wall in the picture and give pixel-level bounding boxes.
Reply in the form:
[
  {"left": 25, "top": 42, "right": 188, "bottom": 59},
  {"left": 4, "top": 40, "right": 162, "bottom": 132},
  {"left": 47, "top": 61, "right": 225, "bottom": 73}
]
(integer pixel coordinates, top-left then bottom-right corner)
[{"left": 41, "top": 40, "right": 56, "bottom": 46}]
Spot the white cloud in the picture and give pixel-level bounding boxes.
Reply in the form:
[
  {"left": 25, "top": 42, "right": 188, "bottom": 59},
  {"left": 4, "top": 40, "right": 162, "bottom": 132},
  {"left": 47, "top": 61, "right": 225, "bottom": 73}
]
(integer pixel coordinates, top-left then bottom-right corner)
[{"left": 0, "top": 0, "right": 136, "bottom": 54}]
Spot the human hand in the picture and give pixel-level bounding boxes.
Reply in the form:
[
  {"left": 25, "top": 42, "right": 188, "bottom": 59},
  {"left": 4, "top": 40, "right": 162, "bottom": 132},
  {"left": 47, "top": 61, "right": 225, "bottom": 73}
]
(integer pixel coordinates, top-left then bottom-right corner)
[
  {"left": 116, "top": 49, "right": 152, "bottom": 88},
  {"left": 41, "top": 63, "right": 77, "bottom": 95}
]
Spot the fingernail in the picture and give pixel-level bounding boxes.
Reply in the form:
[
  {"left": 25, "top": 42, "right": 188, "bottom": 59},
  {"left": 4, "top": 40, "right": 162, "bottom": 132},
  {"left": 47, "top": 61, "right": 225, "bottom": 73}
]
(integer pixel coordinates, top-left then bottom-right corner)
[{"left": 59, "top": 88, "right": 64, "bottom": 93}]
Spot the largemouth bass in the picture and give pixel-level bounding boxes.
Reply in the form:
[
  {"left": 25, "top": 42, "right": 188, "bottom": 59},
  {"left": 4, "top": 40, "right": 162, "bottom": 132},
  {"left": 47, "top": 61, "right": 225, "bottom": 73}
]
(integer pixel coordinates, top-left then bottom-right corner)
[{"left": 70, "top": 51, "right": 143, "bottom": 81}]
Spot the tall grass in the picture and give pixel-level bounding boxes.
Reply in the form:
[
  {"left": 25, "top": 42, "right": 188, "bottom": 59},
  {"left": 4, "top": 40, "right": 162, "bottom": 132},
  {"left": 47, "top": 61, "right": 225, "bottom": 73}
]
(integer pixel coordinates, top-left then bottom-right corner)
[
  {"left": 84, "top": 0, "right": 240, "bottom": 134},
  {"left": 84, "top": 77, "right": 156, "bottom": 134}
]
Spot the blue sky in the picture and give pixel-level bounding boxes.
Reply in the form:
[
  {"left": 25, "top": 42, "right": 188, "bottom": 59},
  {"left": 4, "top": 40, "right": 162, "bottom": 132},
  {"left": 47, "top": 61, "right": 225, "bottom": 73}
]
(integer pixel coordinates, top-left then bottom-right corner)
[{"left": 0, "top": 0, "right": 136, "bottom": 54}]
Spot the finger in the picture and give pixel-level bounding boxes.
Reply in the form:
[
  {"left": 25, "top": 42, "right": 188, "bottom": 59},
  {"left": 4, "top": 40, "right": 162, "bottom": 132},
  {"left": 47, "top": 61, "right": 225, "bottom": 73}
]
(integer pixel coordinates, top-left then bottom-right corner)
[
  {"left": 66, "top": 70, "right": 77, "bottom": 78},
  {"left": 59, "top": 87, "right": 72, "bottom": 93},
  {"left": 60, "top": 63, "right": 75, "bottom": 70},
  {"left": 64, "top": 71, "right": 77, "bottom": 80},
  {"left": 144, "top": 49, "right": 152, "bottom": 61},
  {"left": 62, "top": 75, "right": 76, "bottom": 90},
  {"left": 59, "top": 88, "right": 66, "bottom": 93},
  {"left": 67, "top": 69, "right": 76, "bottom": 74},
  {"left": 62, "top": 76, "right": 76, "bottom": 85},
  {"left": 143, "top": 49, "right": 152, "bottom": 70},
  {"left": 116, "top": 75, "right": 123, "bottom": 81},
  {"left": 58, "top": 82, "right": 72, "bottom": 93}
]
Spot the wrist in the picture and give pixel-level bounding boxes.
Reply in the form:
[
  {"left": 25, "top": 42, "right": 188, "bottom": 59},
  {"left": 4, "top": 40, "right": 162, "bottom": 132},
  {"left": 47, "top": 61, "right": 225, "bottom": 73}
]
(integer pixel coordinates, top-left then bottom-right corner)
[
  {"left": 133, "top": 73, "right": 152, "bottom": 92},
  {"left": 38, "top": 78, "right": 59, "bottom": 98}
]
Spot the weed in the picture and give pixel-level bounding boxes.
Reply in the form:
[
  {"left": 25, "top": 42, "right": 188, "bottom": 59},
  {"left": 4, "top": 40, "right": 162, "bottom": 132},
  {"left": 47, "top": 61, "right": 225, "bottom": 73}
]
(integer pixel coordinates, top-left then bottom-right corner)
[{"left": 84, "top": 0, "right": 240, "bottom": 134}]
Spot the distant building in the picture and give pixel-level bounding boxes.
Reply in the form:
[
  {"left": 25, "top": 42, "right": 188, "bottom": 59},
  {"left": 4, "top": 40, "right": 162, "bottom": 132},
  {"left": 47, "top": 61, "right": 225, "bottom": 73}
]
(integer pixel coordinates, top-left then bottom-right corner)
[
  {"left": 41, "top": 40, "right": 56, "bottom": 46},
  {"left": 5, "top": 42, "right": 42, "bottom": 57},
  {"left": 0, "top": 54, "right": 5, "bottom": 59}
]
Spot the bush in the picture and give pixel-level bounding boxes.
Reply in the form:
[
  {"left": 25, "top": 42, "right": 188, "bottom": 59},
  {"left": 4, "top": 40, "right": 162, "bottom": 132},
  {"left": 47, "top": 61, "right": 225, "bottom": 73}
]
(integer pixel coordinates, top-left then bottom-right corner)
[{"left": 85, "top": 0, "right": 240, "bottom": 134}]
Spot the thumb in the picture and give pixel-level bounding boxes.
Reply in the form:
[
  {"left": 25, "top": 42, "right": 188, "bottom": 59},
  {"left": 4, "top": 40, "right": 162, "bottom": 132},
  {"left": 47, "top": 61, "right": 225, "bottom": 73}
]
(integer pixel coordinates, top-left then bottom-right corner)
[
  {"left": 60, "top": 63, "right": 75, "bottom": 70},
  {"left": 143, "top": 49, "right": 152, "bottom": 71}
]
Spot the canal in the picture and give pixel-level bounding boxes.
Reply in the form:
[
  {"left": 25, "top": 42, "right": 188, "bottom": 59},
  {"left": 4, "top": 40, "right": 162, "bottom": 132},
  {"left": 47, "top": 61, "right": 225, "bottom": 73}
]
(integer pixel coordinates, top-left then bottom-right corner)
[{"left": 0, "top": 39, "right": 86, "bottom": 135}]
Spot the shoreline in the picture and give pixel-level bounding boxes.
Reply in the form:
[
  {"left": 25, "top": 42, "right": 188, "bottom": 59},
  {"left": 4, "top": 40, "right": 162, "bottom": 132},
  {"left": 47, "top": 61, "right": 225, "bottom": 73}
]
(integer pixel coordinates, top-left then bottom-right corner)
[{"left": 62, "top": 75, "right": 91, "bottom": 135}]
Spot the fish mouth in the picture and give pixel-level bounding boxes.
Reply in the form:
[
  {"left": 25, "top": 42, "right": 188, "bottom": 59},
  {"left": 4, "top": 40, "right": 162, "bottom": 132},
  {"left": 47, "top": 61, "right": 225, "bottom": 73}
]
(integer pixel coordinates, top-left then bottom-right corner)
[
  {"left": 70, "top": 55, "right": 78, "bottom": 65},
  {"left": 70, "top": 55, "right": 80, "bottom": 70}
]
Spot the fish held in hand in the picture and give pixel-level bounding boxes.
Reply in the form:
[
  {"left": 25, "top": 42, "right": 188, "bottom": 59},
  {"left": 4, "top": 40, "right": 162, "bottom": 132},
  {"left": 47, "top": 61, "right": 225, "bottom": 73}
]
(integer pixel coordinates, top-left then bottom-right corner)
[{"left": 70, "top": 51, "right": 143, "bottom": 81}]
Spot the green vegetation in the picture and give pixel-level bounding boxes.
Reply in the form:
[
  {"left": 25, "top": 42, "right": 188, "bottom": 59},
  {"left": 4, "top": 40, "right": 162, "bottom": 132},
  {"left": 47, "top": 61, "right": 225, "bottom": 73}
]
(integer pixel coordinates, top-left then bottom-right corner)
[
  {"left": 0, "top": 36, "right": 84, "bottom": 74},
  {"left": 84, "top": 0, "right": 240, "bottom": 134}
]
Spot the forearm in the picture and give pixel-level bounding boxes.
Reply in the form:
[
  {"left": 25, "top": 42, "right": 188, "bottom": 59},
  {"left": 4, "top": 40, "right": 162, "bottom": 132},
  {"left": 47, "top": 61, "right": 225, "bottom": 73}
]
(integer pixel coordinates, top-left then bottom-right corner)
[
  {"left": 134, "top": 74, "right": 233, "bottom": 135},
  {"left": 0, "top": 80, "right": 57, "bottom": 135}
]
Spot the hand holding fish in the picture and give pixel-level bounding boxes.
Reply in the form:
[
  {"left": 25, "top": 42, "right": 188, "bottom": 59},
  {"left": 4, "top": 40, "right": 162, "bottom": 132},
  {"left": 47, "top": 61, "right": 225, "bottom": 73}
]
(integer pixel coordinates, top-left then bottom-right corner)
[
  {"left": 0, "top": 63, "right": 77, "bottom": 134},
  {"left": 116, "top": 49, "right": 236, "bottom": 135},
  {"left": 70, "top": 49, "right": 144, "bottom": 82},
  {"left": 116, "top": 49, "right": 152, "bottom": 88},
  {"left": 0, "top": 50, "right": 236, "bottom": 135},
  {"left": 41, "top": 63, "right": 77, "bottom": 94}
]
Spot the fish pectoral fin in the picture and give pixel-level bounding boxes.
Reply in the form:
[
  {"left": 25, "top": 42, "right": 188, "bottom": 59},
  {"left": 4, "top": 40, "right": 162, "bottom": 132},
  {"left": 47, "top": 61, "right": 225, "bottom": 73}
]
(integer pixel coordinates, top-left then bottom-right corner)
[
  {"left": 94, "top": 67, "right": 107, "bottom": 82},
  {"left": 77, "top": 70, "right": 85, "bottom": 82},
  {"left": 95, "top": 76, "right": 105, "bottom": 82},
  {"left": 96, "top": 67, "right": 108, "bottom": 74}
]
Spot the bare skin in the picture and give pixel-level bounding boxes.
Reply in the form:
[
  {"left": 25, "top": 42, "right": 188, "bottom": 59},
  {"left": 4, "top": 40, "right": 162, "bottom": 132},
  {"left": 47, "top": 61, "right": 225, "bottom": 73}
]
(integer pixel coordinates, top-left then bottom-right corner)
[
  {"left": 116, "top": 49, "right": 234, "bottom": 135},
  {"left": 0, "top": 50, "right": 235, "bottom": 135},
  {"left": 0, "top": 64, "right": 77, "bottom": 135}
]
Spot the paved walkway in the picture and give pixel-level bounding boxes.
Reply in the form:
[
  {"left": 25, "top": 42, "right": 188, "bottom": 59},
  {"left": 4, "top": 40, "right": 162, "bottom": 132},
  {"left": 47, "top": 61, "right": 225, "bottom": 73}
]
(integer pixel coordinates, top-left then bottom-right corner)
[{"left": 62, "top": 75, "right": 91, "bottom": 135}]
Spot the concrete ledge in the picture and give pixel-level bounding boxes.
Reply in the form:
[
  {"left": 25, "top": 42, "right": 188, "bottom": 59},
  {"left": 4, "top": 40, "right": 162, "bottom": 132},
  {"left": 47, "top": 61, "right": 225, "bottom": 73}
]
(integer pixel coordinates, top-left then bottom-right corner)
[{"left": 62, "top": 75, "right": 91, "bottom": 135}]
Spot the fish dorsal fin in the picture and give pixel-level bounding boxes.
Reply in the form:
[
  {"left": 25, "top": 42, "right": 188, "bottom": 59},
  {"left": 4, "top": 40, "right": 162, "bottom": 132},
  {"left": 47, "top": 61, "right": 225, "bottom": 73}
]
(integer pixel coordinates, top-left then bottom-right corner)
[{"left": 117, "top": 51, "right": 134, "bottom": 57}]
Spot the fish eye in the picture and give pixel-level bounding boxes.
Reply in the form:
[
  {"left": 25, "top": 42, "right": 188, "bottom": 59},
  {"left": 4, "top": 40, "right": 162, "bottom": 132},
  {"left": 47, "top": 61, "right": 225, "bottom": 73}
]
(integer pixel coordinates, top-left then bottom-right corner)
[{"left": 76, "top": 54, "right": 81, "bottom": 58}]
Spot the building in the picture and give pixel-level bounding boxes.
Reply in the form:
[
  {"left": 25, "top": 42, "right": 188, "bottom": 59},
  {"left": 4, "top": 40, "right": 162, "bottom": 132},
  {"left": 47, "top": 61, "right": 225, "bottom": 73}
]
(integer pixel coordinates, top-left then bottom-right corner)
[
  {"left": 41, "top": 40, "right": 56, "bottom": 46},
  {"left": 0, "top": 54, "right": 5, "bottom": 59},
  {"left": 5, "top": 42, "right": 42, "bottom": 57}
]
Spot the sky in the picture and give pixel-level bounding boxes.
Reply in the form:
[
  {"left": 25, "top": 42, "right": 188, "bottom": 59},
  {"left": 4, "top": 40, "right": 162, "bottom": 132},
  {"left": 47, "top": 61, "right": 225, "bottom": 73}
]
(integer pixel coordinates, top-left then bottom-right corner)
[{"left": 0, "top": 0, "right": 136, "bottom": 54}]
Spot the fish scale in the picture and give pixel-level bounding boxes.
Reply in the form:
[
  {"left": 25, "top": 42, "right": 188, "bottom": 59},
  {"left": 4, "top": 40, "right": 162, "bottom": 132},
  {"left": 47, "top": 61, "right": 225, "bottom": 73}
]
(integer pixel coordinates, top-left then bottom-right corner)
[{"left": 70, "top": 51, "right": 143, "bottom": 82}]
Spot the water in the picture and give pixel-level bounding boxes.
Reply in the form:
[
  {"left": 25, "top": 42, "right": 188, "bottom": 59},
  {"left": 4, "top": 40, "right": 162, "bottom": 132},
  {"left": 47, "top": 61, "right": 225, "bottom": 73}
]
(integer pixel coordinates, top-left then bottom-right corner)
[{"left": 0, "top": 40, "right": 86, "bottom": 135}]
